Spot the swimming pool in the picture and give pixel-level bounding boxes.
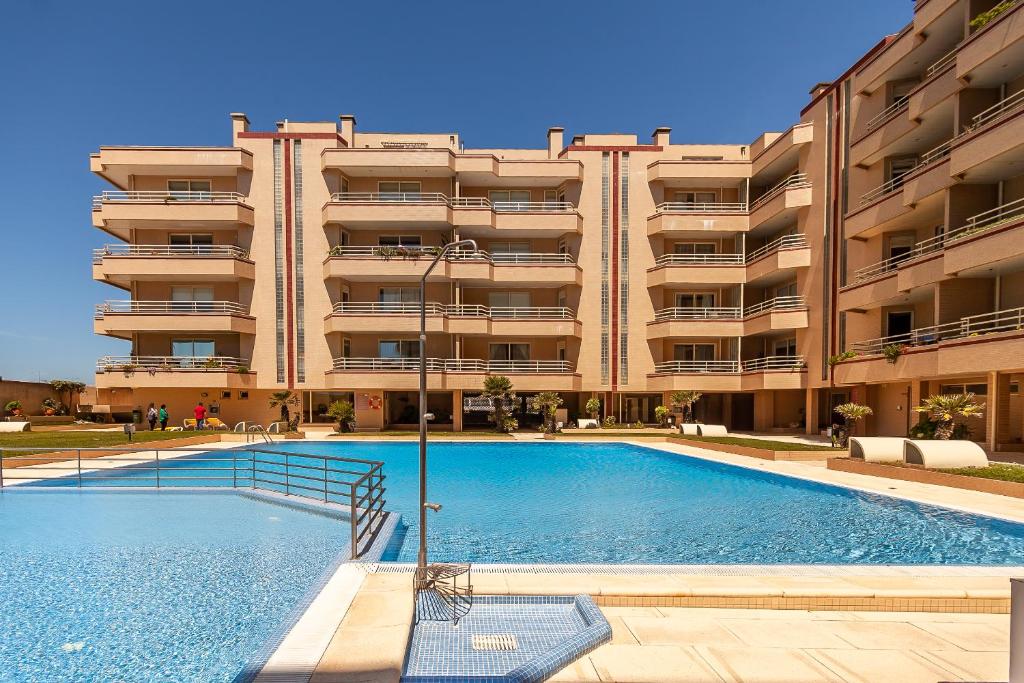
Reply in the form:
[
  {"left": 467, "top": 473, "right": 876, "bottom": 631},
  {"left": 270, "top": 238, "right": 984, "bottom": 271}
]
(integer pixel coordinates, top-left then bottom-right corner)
[{"left": 0, "top": 490, "right": 349, "bottom": 682}]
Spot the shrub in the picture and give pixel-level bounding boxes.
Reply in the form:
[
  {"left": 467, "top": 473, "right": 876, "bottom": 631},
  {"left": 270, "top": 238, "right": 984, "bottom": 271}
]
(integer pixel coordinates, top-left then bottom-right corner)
[
  {"left": 970, "top": 0, "right": 1016, "bottom": 30},
  {"left": 882, "top": 344, "right": 905, "bottom": 364},
  {"left": 585, "top": 397, "right": 601, "bottom": 419},
  {"left": 913, "top": 393, "right": 985, "bottom": 440},
  {"left": 529, "top": 392, "right": 563, "bottom": 434},
  {"left": 908, "top": 415, "right": 971, "bottom": 441},
  {"left": 833, "top": 402, "right": 873, "bottom": 448},
  {"left": 602, "top": 415, "right": 618, "bottom": 429},
  {"left": 327, "top": 400, "right": 356, "bottom": 433},
  {"left": 654, "top": 405, "right": 670, "bottom": 427},
  {"left": 482, "top": 375, "right": 516, "bottom": 433},
  {"left": 670, "top": 391, "right": 702, "bottom": 423}
]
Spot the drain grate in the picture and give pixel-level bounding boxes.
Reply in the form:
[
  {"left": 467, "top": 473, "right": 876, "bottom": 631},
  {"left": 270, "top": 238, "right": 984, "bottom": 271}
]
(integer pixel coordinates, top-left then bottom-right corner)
[{"left": 472, "top": 634, "right": 518, "bottom": 651}]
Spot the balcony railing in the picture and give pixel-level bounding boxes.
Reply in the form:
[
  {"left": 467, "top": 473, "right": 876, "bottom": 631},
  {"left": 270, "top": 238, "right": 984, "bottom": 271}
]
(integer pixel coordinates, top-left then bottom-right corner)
[
  {"left": 748, "top": 173, "right": 810, "bottom": 211},
  {"left": 654, "top": 202, "right": 748, "bottom": 214},
  {"left": 327, "top": 246, "right": 574, "bottom": 265},
  {"left": 746, "top": 234, "right": 809, "bottom": 262},
  {"left": 92, "top": 191, "right": 246, "bottom": 209},
  {"left": 865, "top": 98, "right": 910, "bottom": 132},
  {"left": 331, "top": 302, "right": 575, "bottom": 319},
  {"left": 848, "top": 306, "right": 1024, "bottom": 356},
  {"left": 97, "top": 356, "right": 250, "bottom": 372},
  {"left": 859, "top": 140, "right": 952, "bottom": 205},
  {"left": 962, "top": 88, "right": 1024, "bottom": 135},
  {"left": 925, "top": 48, "right": 957, "bottom": 78},
  {"left": 329, "top": 193, "right": 577, "bottom": 212},
  {"left": 743, "top": 295, "right": 806, "bottom": 316},
  {"left": 654, "top": 307, "right": 742, "bottom": 321},
  {"left": 93, "top": 244, "right": 249, "bottom": 263},
  {"left": 652, "top": 356, "right": 806, "bottom": 374},
  {"left": 331, "top": 357, "right": 573, "bottom": 373},
  {"left": 95, "top": 300, "right": 249, "bottom": 317},
  {"left": 653, "top": 253, "right": 744, "bottom": 266}
]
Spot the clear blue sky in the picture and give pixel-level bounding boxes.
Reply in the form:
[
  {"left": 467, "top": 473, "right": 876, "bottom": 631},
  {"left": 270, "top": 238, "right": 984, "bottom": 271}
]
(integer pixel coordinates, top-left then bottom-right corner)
[{"left": 0, "top": 0, "right": 907, "bottom": 383}]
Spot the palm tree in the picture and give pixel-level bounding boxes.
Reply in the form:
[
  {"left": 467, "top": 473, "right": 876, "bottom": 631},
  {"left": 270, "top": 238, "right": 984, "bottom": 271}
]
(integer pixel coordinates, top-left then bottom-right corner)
[
  {"left": 269, "top": 390, "right": 296, "bottom": 426},
  {"left": 482, "top": 375, "right": 516, "bottom": 433},
  {"left": 669, "top": 390, "right": 703, "bottom": 423},
  {"left": 529, "top": 392, "right": 563, "bottom": 434},
  {"left": 833, "top": 402, "right": 873, "bottom": 447},
  {"left": 914, "top": 393, "right": 985, "bottom": 440}
]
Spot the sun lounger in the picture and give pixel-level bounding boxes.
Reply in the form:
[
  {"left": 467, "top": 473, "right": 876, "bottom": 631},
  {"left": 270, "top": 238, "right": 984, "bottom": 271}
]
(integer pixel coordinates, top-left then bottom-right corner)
[
  {"left": 904, "top": 439, "right": 989, "bottom": 469},
  {"left": 183, "top": 418, "right": 197, "bottom": 430},
  {"left": 697, "top": 424, "right": 728, "bottom": 437},
  {"left": 849, "top": 437, "right": 905, "bottom": 463},
  {"left": 206, "top": 417, "right": 229, "bottom": 430},
  {"left": 679, "top": 423, "right": 700, "bottom": 436},
  {"left": 0, "top": 421, "right": 30, "bottom": 433},
  {"left": 576, "top": 418, "right": 599, "bottom": 429}
]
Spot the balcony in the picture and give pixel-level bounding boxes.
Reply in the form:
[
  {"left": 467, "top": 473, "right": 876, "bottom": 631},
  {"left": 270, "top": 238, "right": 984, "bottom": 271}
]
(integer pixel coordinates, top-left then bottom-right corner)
[
  {"left": 956, "top": 0, "right": 1024, "bottom": 82},
  {"left": 322, "top": 192, "right": 453, "bottom": 228},
  {"left": 646, "top": 202, "right": 749, "bottom": 235},
  {"left": 751, "top": 122, "right": 814, "bottom": 179},
  {"left": 950, "top": 89, "right": 1024, "bottom": 181},
  {"left": 741, "top": 296, "right": 810, "bottom": 335},
  {"left": 647, "top": 235, "right": 810, "bottom": 287},
  {"left": 321, "top": 147, "right": 458, "bottom": 176},
  {"left": 454, "top": 155, "right": 583, "bottom": 183},
  {"left": 94, "top": 300, "right": 255, "bottom": 339},
  {"left": 325, "top": 302, "right": 581, "bottom": 337},
  {"left": 748, "top": 174, "right": 812, "bottom": 233},
  {"left": 450, "top": 198, "right": 582, "bottom": 235},
  {"left": 744, "top": 234, "right": 812, "bottom": 283},
  {"left": 90, "top": 147, "right": 253, "bottom": 188},
  {"left": 326, "top": 357, "right": 581, "bottom": 391},
  {"left": 647, "top": 356, "right": 807, "bottom": 391},
  {"left": 323, "top": 247, "right": 581, "bottom": 285},
  {"left": 92, "top": 245, "right": 254, "bottom": 288},
  {"left": 95, "top": 355, "right": 254, "bottom": 389},
  {"left": 646, "top": 297, "right": 807, "bottom": 339},
  {"left": 646, "top": 160, "right": 750, "bottom": 184},
  {"left": 92, "top": 191, "right": 254, "bottom": 240},
  {"left": 834, "top": 306, "right": 1024, "bottom": 384}
]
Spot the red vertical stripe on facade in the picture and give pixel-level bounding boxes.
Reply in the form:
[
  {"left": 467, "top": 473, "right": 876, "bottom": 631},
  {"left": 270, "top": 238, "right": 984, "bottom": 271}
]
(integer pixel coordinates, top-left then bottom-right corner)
[
  {"left": 283, "top": 140, "right": 295, "bottom": 388},
  {"left": 610, "top": 153, "right": 620, "bottom": 391}
]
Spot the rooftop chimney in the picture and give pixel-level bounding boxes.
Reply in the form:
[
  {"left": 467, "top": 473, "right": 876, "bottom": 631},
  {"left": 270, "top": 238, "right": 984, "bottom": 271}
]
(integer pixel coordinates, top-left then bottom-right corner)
[
  {"left": 339, "top": 114, "right": 356, "bottom": 146},
  {"left": 571, "top": 134, "right": 585, "bottom": 146},
  {"left": 547, "top": 127, "right": 564, "bottom": 159},
  {"left": 230, "top": 112, "right": 249, "bottom": 138},
  {"left": 809, "top": 82, "right": 832, "bottom": 100},
  {"left": 652, "top": 127, "right": 671, "bottom": 147}
]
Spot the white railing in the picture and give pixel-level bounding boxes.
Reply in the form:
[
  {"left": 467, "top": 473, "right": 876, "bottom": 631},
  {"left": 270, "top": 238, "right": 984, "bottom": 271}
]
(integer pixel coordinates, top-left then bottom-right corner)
[
  {"left": 653, "top": 360, "right": 740, "bottom": 374},
  {"left": 329, "top": 192, "right": 449, "bottom": 204},
  {"left": 327, "top": 246, "right": 574, "bottom": 265},
  {"left": 93, "top": 244, "right": 249, "bottom": 263},
  {"left": 963, "top": 88, "right": 1024, "bottom": 134},
  {"left": 925, "top": 48, "right": 957, "bottom": 78},
  {"left": 332, "top": 302, "right": 575, "bottom": 319},
  {"left": 741, "top": 355, "right": 806, "bottom": 371},
  {"left": 743, "top": 296, "right": 806, "bottom": 316},
  {"left": 749, "top": 173, "right": 811, "bottom": 211},
  {"left": 95, "top": 300, "right": 249, "bottom": 317},
  {"left": 953, "top": 195, "right": 1024, "bottom": 240},
  {"left": 653, "top": 253, "right": 744, "bottom": 266},
  {"left": 92, "top": 191, "right": 245, "bottom": 208},
  {"left": 654, "top": 307, "right": 741, "bottom": 321},
  {"left": 746, "top": 234, "right": 809, "bottom": 262},
  {"left": 331, "top": 357, "right": 573, "bottom": 373},
  {"left": 859, "top": 140, "right": 952, "bottom": 205},
  {"left": 492, "top": 201, "right": 576, "bottom": 212},
  {"left": 866, "top": 97, "right": 910, "bottom": 131},
  {"left": 848, "top": 306, "right": 1024, "bottom": 356},
  {"left": 96, "top": 356, "right": 249, "bottom": 372},
  {"left": 654, "top": 202, "right": 747, "bottom": 214}
]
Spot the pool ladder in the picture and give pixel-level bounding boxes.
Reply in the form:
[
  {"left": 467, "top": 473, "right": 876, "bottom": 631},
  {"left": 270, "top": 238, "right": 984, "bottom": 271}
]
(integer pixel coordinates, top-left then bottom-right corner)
[{"left": 414, "top": 563, "right": 473, "bottom": 625}]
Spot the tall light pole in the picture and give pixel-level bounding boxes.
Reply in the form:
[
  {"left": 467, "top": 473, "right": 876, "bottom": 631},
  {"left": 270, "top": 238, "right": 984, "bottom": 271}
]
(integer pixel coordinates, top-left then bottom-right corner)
[{"left": 417, "top": 239, "right": 478, "bottom": 577}]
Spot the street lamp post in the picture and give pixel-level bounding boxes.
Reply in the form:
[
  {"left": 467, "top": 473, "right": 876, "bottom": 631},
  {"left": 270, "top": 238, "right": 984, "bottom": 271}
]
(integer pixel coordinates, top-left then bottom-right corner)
[{"left": 417, "top": 239, "right": 478, "bottom": 579}]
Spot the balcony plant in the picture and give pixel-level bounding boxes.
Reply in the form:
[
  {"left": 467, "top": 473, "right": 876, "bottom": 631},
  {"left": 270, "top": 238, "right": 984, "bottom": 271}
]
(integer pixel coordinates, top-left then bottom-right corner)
[
  {"left": 482, "top": 375, "right": 516, "bottom": 433},
  {"left": 654, "top": 405, "right": 670, "bottom": 428},
  {"left": 377, "top": 246, "right": 399, "bottom": 261},
  {"left": 585, "top": 397, "right": 601, "bottom": 421},
  {"left": 913, "top": 393, "right": 985, "bottom": 440},
  {"left": 827, "top": 350, "right": 857, "bottom": 367},
  {"left": 529, "top": 391, "right": 563, "bottom": 436},
  {"left": 970, "top": 0, "right": 1016, "bottom": 30},
  {"left": 670, "top": 390, "right": 703, "bottom": 424},
  {"left": 236, "top": 365, "right": 250, "bottom": 375},
  {"left": 833, "top": 402, "right": 873, "bottom": 448},
  {"left": 882, "top": 343, "right": 906, "bottom": 364},
  {"left": 4, "top": 400, "right": 23, "bottom": 417},
  {"left": 203, "top": 358, "right": 223, "bottom": 369},
  {"left": 327, "top": 399, "right": 356, "bottom": 433}
]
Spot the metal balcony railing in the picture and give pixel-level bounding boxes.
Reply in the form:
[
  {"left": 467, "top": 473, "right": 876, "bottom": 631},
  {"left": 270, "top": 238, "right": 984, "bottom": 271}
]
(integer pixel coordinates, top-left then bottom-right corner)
[
  {"left": 652, "top": 355, "right": 806, "bottom": 374},
  {"left": 328, "top": 193, "right": 578, "bottom": 212},
  {"left": 96, "top": 356, "right": 249, "bottom": 372},
  {"left": 848, "top": 306, "right": 1024, "bottom": 356},
  {"left": 331, "top": 358, "right": 574, "bottom": 373},
  {"left": 745, "top": 234, "right": 809, "bottom": 262},
  {"left": 859, "top": 140, "right": 952, "bottom": 205},
  {"left": 93, "top": 244, "right": 249, "bottom": 263},
  {"left": 748, "top": 173, "right": 811, "bottom": 211},
  {"left": 743, "top": 296, "right": 806, "bottom": 316},
  {"left": 653, "top": 253, "right": 744, "bottom": 266},
  {"left": 327, "top": 246, "right": 574, "bottom": 265},
  {"left": 331, "top": 302, "right": 575, "bottom": 319},
  {"left": 654, "top": 201, "right": 747, "bottom": 214},
  {"left": 963, "top": 87, "right": 1024, "bottom": 134},
  {"left": 654, "top": 307, "right": 742, "bottom": 321},
  {"left": 92, "top": 191, "right": 246, "bottom": 209},
  {"left": 95, "top": 300, "right": 249, "bottom": 317},
  {"left": 925, "top": 48, "right": 957, "bottom": 77},
  {"left": 865, "top": 97, "right": 910, "bottom": 132},
  {"left": 741, "top": 355, "right": 807, "bottom": 371}
]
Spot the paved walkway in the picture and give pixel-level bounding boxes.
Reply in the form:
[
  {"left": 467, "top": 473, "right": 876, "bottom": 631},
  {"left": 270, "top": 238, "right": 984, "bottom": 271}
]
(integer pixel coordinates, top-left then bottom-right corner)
[{"left": 553, "top": 606, "right": 1009, "bottom": 682}]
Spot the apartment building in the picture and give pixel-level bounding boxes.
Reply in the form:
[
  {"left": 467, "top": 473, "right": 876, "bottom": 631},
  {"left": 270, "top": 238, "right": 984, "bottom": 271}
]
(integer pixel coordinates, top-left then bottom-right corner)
[{"left": 87, "top": 0, "right": 1024, "bottom": 447}]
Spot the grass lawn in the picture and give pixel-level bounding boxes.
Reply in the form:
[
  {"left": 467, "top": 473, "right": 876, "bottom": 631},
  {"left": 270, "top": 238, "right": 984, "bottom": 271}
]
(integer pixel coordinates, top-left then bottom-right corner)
[
  {"left": 0, "top": 429, "right": 205, "bottom": 455},
  {"left": 556, "top": 431, "right": 671, "bottom": 438},
  {"left": 938, "top": 462, "right": 1024, "bottom": 483},
  {"left": 670, "top": 435, "right": 842, "bottom": 452}
]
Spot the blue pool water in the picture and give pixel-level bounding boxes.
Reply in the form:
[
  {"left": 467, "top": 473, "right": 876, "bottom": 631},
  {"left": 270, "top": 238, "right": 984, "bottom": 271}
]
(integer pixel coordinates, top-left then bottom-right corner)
[{"left": 0, "top": 490, "right": 348, "bottom": 682}]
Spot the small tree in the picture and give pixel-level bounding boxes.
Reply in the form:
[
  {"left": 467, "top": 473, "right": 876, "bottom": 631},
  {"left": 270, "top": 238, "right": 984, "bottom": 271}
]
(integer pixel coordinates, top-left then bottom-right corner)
[
  {"left": 913, "top": 393, "right": 985, "bottom": 440},
  {"left": 326, "top": 400, "right": 356, "bottom": 433},
  {"left": 833, "top": 402, "right": 873, "bottom": 447},
  {"left": 585, "top": 397, "right": 601, "bottom": 420},
  {"left": 269, "top": 390, "right": 299, "bottom": 429},
  {"left": 670, "top": 390, "right": 703, "bottom": 423},
  {"left": 49, "top": 379, "right": 85, "bottom": 415},
  {"left": 482, "top": 375, "right": 517, "bottom": 433},
  {"left": 654, "top": 405, "right": 670, "bottom": 428},
  {"left": 529, "top": 392, "right": 563, "bottom": 434}
]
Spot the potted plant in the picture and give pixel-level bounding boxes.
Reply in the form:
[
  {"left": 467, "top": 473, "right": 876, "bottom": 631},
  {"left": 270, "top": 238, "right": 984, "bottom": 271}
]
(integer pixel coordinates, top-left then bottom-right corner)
[
  {"left": 654, "top": 405, "right": 670, "bottom": 428},
  {"left": 882, "top": 343, "right": 906, "bottom": 364},
  {"left": 327, "top": 399, "right": 356, "bottom": 433},
  {"left": 41, "top": 397, "right": 59, "bottom": 416},
  {"left": 585, "top": 397, "right": 601, "bottom": 421},
  {"left": 913, "top": 393, "right": 985, "bottom": 440},
  {"left": 4, "top": 400, "right": 23, "bottom": 417},
  {"left": 833, "top": 402, "right": 873, "bottom": 448},
  {"left": 827, "top": 350, "right": 857, "bottom": 367}
]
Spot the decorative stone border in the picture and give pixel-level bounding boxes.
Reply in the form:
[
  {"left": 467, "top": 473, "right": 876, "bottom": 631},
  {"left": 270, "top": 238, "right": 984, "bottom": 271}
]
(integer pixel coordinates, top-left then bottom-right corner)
[
  {"left": 669, "top": 436, "right": 840, "bottom": 461},
  {"left": 829, "top": 458, "right": 1024, "bottom": 499}
]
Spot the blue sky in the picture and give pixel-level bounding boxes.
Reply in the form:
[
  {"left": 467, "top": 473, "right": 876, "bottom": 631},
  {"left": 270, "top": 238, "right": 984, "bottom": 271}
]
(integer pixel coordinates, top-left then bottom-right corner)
[{"left": 0, "top": 0, "right": 907, "bottom": 382}]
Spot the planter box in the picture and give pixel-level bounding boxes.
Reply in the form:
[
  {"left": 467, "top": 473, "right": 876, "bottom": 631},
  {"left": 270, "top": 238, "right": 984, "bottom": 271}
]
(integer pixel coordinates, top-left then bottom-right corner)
[
  {"left": 669, "top": 437, "right": 840, "bottom": 461},
  {"left": 829, "top": 458, "right": 1024, "bottom": 499}
]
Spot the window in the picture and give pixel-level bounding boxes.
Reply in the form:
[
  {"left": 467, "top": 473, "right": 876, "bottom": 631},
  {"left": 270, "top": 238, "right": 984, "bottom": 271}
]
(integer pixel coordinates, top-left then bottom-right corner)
[
  {"left": 488, "top": 291, "right": 531, "bottom": 307},
  {"left": 673, "top": 344, "right": 715, "bottom": 361},
  {"left": 341, "top": 177, "right": 350, "bottom": 194},
  {"left": 557, "top": 341, "right": 566, "bottom": 362},
  {"left": 557, "top": 288, "right": 567, "bottom": 309},
  {"left": 379, "top": 340, "right": 420, "bottom": 358},
  {"left": 489, "top": 190, "right": 532, "bottom": 209},
  {"left": 887, "top": 156, "right": 918, "bottom": 189},
  {"left": 773, "top": 338, "right": 798, "bottom": 357},
  {"left": 890, "top": 81, "right": 916, "bottom": 108},
  {"left": 169, "top": 234, "right": 214, "bottom": 246},
  {"left": 171, "top": 339, "right": 215, "bottom": 364},
  {"left": 490, "top": 242, "right": 531, "bottom": 254},
  {"left": 544, "top": 189, "right": 558, "bottom": 202},
  {"left": 557, "top": 238, "right": 569, "bottom": 255},
  {"left": 378, "top": 181, "right": 421, "bottom": 199},
  {"left": 673, "top": 191, "right": 717, "bottom": 204},
  {"left": 674, "top": 292, "right": 716, "bottom": 308},
  {"left": 378, "top": 287, "right": 420, "bottom": 303},
  {"left": 775, "top": 282, "right": 798, "bottom": 298},
  {"left": 239, "top": 391, "right": 249, "bottom": 400},
  {"left": 886, "top": 310, "right": 914, "bottom": 338},
  {"left": 221, "top": 391, "right": 231, "bottom": 399},
  {"left": 167, "top": 180, "right": 212, "bottom": 196},
  {"left": 886, "top": 234, "right": 915, "bottom": 268},
  {"left": 939, "top": 383, "right": 988, "bottom": 395},
  {"left": 378, "top": 235, "right": 422, "bottom": 247},
  {"left": 489, "top": 343, "right": 530, "bottom": 361},
  {"left": 342, "top": 338, "right": 351, "bottom": 358},
  {"left": 673, "top": 242, "right": 717, "bottom": 255}
]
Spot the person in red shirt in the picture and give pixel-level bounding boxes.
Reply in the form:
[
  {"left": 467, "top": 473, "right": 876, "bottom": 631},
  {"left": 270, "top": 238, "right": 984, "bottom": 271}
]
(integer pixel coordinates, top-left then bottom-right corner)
[{"left": 194, "top": 402, "right": 207, "bottom": 430}]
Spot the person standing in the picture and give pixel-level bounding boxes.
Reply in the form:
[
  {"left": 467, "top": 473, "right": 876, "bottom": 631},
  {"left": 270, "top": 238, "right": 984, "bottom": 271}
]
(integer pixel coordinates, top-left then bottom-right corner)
[
  {"left": 194, "top": 401, "right": 207, "bottom": 430},
  {"left": 158, "top": 404, "right": 169, "bottom": 431},
  {"left": 146, "top": 403, "right": 158, "bottom": 431}
]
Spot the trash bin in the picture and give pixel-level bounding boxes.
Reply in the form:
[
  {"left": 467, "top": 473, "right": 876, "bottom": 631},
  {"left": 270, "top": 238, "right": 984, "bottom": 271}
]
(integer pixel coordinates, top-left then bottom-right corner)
[{"left": 131, "top": 409, "right": 142, "bottom": 424}]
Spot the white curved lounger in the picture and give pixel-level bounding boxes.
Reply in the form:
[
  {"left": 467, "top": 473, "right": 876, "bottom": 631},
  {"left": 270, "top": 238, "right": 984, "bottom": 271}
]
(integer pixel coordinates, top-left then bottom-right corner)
[
  {"left": 849, "top": 437, "right": 905, "bottom": 463},
  {"left": 679, "top": 423, "right": 700, "bottom": 436},
  {"left": 0, "top": 421, "right": 30, "bottom": 433},
  {"left": 697, "top": 424, "right": 728, "bottom": 437},
  {"left": 904, "top": 440, "right": 989, "bottom": 469}
]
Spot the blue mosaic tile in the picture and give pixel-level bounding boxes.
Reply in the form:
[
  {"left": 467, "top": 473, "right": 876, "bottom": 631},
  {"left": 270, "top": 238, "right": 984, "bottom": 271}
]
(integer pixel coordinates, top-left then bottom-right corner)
[{"left": 402, "top": 595, "right": 611, "bottom": 683}]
